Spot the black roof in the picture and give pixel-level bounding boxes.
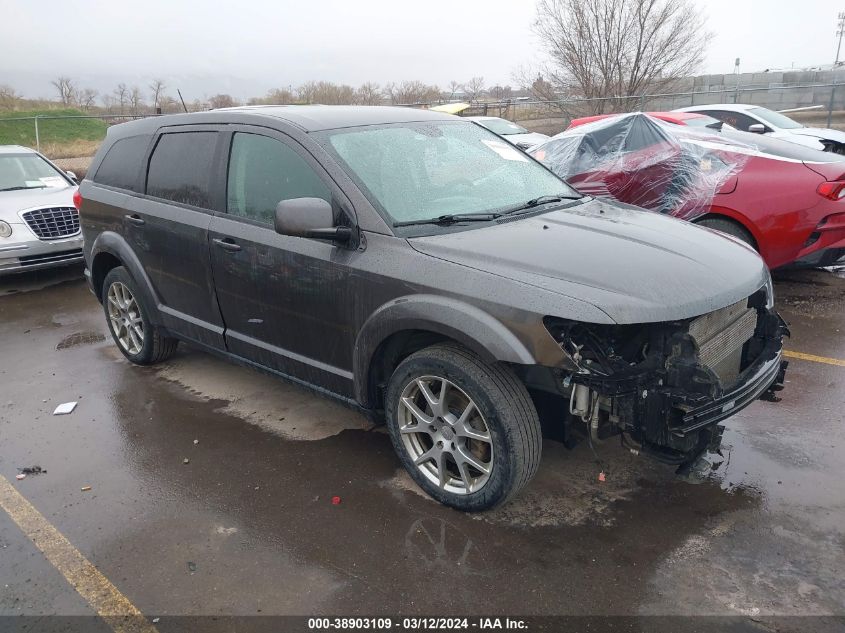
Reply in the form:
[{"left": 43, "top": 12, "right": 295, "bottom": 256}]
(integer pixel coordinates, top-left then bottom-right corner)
[
  {"left": 219, "top": 105, "right": 456, "bottom": 131},
  {"left": 107, "top": 105, "right": 458, "bottom": 139}
]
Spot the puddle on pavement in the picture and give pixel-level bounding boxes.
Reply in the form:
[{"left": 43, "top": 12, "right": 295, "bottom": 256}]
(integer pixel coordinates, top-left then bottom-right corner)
[
  {"left": 148, "top": 349, "right": 370, "bottom": 441},
  {"left": 56, "top": 330, "right": 106, "bottom": 350}
]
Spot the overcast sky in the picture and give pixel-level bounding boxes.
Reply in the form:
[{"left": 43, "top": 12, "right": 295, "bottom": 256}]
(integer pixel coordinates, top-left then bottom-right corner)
[{"left": 0, "top": 0, "right": 841, "bottom": 100}]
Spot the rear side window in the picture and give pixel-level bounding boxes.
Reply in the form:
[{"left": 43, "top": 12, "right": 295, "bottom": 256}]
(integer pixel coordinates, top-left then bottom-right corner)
[
  {"left": 92, "top": 135, "right": 150, "bottom": 192},
  {"left": 146, "top": 132, "right": 217, "bottom": 209},
  {"left": 226, "top": 133, "right": 330, "bottom": 224}
]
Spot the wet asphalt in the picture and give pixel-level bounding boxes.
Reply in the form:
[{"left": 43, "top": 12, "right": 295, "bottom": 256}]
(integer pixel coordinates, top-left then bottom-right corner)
[{"left": 0, "top": 264, "right": 843, "bottom": 631}]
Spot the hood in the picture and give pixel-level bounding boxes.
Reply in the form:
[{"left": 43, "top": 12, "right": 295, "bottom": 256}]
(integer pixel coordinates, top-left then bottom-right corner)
[
  {"left": 792, "top": 127, "right": 845, "bottom": 143},
  {"left": 0, "top": 185, "right": 76, "bottom": 222},
  {"left": 408, "top": 198, "right": 769, "bottom": 324}
]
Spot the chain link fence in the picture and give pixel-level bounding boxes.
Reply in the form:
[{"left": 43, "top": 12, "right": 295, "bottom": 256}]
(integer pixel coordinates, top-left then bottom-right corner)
[
  {"left": 2, "top": 81, "right": 844, "bottom": 173},
  {"left": 445, "top": 82, "right": 845, "bottom": 129}
]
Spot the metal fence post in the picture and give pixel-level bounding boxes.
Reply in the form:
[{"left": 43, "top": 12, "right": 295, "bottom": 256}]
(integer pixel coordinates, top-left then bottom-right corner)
[
  {"left": 34, "top": 116, "right": 40, "bottom": 153},
  {"left": 828, "top": 83, "right": 837, "bottom": 128}
]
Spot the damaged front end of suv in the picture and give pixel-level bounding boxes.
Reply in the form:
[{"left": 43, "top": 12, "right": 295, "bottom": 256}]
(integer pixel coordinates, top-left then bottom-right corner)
[{"left": 539, "top": 282, "right": 788, "bottom": 468}]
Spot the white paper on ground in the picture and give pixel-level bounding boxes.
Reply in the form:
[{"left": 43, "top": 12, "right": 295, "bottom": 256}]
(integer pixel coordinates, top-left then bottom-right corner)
[{"left": 53, "top": 401, "right": 77, "bottom": 415}]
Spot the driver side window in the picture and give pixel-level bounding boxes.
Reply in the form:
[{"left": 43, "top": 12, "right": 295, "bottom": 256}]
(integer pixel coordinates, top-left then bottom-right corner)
[{"left": 226, "top": 133, "right": 331, "bottom": 224}]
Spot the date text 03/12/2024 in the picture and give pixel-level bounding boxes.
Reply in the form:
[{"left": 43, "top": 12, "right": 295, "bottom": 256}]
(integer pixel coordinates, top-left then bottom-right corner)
[{"left": 308, "top": 617, "right": 529, "bottom": 630}]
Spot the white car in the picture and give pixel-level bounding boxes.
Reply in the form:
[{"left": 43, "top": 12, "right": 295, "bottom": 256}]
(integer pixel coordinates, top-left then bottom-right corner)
[
  {"left": 466, "top": 116, "right": 550, "bottom": 150},
  {"left": 0, "top": 145, "right": 82, "bottom": 275},
  {"left": 675, "top": 104, "right": 845, "bottom": 154}
]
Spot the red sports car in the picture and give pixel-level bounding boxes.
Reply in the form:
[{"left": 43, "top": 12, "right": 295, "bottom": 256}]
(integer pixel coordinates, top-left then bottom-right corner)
[{"left": 533, "top": 113, "right": 845, "bottom": 269}]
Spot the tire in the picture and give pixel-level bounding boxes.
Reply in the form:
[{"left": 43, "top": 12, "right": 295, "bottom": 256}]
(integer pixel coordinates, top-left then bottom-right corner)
[
  {"left": 384, "top": 343, "right": 541, "bottom": 511},
  {"left": 695, "top": 217, "right": 756, "bottom": 249},
  {"left": 102, "top": 266, "right": 177, "bottom": 365}
]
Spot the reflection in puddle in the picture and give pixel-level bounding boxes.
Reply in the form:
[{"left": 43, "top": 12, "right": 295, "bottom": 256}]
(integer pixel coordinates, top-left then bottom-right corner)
[{"left": 404, "top": 517, "right": 488, "bottom": 577}]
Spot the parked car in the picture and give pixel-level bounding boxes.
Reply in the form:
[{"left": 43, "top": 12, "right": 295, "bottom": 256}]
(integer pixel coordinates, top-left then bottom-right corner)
[
  {"left": 0, "top": 145, "right": 82, "bottom": 275},
  {"left": 465, "top": 116, "right": 549, "bottom": 149},
  {"left": 675, "top": 104, "right": 845, "bottom": 154},
  {"left": 79, "top": 106, "right": 787, "bottom": 510},
  {"left": 569, "top": 111, "right": 731, "bottom": 131},
  {"left": 533, "top": 113, "right": 845, "bottom": 269}
]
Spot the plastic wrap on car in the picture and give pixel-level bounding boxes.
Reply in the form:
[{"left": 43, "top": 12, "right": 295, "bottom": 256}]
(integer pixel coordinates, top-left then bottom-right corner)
[{"left": 530, "top": 113, "right": 754, "bottom": 220}]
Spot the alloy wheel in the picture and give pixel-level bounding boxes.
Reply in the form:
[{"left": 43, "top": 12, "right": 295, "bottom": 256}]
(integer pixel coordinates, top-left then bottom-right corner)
[
  {"left": 397, "top": 376, "right": 493, "bottom": 495},
  {"left": 106, "top": 281, "right": 144, "bottom": 355}
]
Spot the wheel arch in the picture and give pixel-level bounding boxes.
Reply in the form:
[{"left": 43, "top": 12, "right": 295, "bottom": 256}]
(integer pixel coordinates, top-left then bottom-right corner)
[
  {"left": 89, "top": 231, "right": 163, "bottom": 325},
  {"left": 695, "top": 209, "right": 762, "bottom": 251},
  {"left": 353, "top": 295, "right": 536, "bottom": 412}
]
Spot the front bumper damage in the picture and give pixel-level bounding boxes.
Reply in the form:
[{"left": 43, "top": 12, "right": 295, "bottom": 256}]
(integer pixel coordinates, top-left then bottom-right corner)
[{"left": 533, "top": 287, "right": 789, "bottom": 467}]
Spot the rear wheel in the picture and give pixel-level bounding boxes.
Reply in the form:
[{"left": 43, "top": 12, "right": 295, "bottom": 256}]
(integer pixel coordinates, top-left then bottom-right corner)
[
  {"left": 695, "top": 217, "right": 756, "bottom": 249},
  {"left": 102, "top": 266, "right": 177, "bottom": 365},
  {"left": 385, "top": 343, "right": 541, "bottom": 511}
]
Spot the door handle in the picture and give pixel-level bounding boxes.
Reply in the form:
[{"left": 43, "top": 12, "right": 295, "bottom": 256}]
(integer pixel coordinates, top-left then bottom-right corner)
[
  {"left": 213, "top": 237, "right": 242, "bottom": 252},
  {"left": 124, "top": 214, "right": 145, "bottom": 226}
]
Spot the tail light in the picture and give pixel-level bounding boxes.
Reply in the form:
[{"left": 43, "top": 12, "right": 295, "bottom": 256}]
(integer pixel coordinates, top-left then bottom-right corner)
[
  {"left": 816, "top": 180, "right": 845, "bottom": 200},
  {"left": 72, "top": 189, "right": 82, "bottom": 211}
]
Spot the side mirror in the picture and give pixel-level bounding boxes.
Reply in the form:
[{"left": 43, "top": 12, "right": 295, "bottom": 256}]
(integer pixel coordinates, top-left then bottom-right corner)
[
  {"left": 65, "top": 170, "right": 78, "bottom": 183},
  {"left": 748, "top": 123, "right": 766, "bottom": 134},
  {"left": 274, "top": 197, "right": 352, "bottom": 242}
]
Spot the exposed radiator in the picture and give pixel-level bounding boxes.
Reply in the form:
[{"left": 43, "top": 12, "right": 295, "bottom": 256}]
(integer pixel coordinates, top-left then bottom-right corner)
[{"left": 689, "top": 298, "right": 758, "bottom": 386}]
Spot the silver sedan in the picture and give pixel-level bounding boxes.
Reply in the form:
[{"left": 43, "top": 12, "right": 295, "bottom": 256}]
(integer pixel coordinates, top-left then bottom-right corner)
[{"left": 0, "top": 145, "right": 82, "bottom": 275}]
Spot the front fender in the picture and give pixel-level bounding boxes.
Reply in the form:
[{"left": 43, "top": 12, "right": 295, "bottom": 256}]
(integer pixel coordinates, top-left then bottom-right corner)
[{"left": 353, "top": 294, "right": 539, "bottom": 407}]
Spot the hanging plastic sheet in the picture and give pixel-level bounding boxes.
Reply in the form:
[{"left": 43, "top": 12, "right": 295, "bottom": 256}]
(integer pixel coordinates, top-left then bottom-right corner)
[{"left": 529, "top": 113, "right": 754, "bottom": 220}]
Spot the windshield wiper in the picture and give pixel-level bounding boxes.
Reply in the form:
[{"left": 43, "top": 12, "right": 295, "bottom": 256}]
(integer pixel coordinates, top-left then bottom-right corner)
[
  {"left": 0, "top": 185, "right": 45, "bottom": 192},
  {"left": 499, "top": 193, "right": 583, "bottom": 216},
  {"left": 393, "top": 212, "right": 502, "bottom": 228}
]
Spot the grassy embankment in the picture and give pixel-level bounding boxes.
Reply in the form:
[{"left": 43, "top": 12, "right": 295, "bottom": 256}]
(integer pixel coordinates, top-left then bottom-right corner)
[{"left": 0, "top": 108, "right": 107, "bottom": 158}]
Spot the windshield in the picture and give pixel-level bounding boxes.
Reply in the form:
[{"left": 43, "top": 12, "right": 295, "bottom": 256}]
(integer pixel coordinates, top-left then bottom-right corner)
[
  {"left": 749, "top": 107, "right": 803, "bottom": 130},
  {"left": 683, "top": 115, "right": 729, "bottom": 129},
  {"left": 476, "top": 118, "right": 529, "bottom": 136},
  {"left": 316, "top": 121, "right": 575, "bottom": 226},
  {"left": 0, "top": 154, "right": 68, "bottom": 192}
]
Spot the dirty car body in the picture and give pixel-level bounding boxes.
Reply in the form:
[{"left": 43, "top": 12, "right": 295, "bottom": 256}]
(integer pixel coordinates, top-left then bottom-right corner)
[{"left": 79, "top": 106, "right": 787, "bottom": 510}]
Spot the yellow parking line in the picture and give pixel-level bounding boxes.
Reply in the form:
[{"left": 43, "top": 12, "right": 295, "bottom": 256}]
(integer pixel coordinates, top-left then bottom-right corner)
[
  {"left": 0, "top": 475, "right": 158, "bottom": 633},
  {"left": 784, "top": 350, "right": 845, "bottom": 367}
]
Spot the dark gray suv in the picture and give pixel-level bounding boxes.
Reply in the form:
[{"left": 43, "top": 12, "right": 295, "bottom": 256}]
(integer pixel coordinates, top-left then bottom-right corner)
[{"left": 79, "top": 106, "right": 787, "bottom": 510}]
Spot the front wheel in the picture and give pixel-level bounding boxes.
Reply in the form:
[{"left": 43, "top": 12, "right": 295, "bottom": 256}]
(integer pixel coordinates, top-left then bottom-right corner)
[{"left": 385, "top": 344, "right": 541, "bottom": 511}]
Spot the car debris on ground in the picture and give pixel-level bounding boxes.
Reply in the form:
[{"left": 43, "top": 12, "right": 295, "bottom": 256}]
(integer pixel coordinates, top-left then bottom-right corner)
[
  {"left": 52, "top": 401, "right": 77, "bottom": 415},
  {"left": 18, "top": 466, "right": 46, "bottom": 475}
]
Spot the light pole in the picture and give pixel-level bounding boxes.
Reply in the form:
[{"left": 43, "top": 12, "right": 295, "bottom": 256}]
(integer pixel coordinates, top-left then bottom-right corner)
[
  {"left": 829, "top": 12, "right": 845, "bottom": 127},
  {"left": 733, "top": 57, "right": 740, "bottom": 104}
]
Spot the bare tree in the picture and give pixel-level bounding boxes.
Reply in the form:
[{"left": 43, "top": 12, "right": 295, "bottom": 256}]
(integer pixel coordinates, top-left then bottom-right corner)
[
  {"left": 113, "top": 83, "right": 129, "bottom": 114},
  {"left": 51, "top": 77, "right": 77, "bottom": 106},
  {"left": 78, "top": 88, "right": 98, "bottom": 110},
  {"left": 149, "top": 78, "right": 166, "bottom": 110},
  {"left": 533, "top": 0, "right": 710, "bottom": 114},
  {"left": 384, "top": 81, "right": 440, "bottom": 105},
  {"left": 129, "top": 86, "right": 144, "bottom": 115},
  {"left": 158, "top": 95, "right": 180, "bottom": 113},
  {"left": 297, "top": 81, "right": 356, "bottom": 105},
  {"left": 248, "top": 87, "right": 296, "bottom": 105},
  {"left": 463, "top": 77, "right": 486, "bottom": 103},
  {"left": 355, "top": 82, "right": 382, "bottom": 105},
  {"left": 0, "top": 84, "right": 21, "bottom": 109},
  {"left": 447, "top": 80, "right": 463, "bottom": 101},
  {"left": 208, "top": 94, "right": 240, "bottom": 109}
]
